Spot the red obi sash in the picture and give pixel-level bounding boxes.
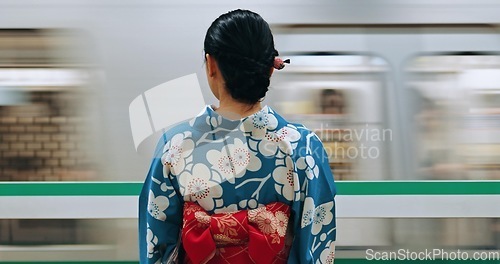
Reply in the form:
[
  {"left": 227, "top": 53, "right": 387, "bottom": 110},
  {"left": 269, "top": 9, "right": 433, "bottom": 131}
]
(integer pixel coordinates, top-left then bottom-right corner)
[{"left": 181, "top": 201, "right": 291, "bottom": 264}]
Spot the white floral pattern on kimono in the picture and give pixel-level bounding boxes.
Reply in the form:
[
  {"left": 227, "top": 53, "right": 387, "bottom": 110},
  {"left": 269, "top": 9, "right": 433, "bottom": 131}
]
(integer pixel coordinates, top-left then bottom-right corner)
[
  {"left": 177, "top": 163, "right": 223, "bottom": 211},
  {"left": 161, "top": 132, "right": 194, "bottom": 175},
  {"left": 139, "top": 105, "right": 336, "bottom": 264},
  {"left": 301, "top": 197, "right": 335, "bottom": 235},
  {"left": 206, "top": 138, "right": 261, "bottom": 183},
  {"left": 319, "top": 240, "right": 336, "bottom": 264},
  {"left": 146, "top": 225, "right": 158, "bottom": 259}
]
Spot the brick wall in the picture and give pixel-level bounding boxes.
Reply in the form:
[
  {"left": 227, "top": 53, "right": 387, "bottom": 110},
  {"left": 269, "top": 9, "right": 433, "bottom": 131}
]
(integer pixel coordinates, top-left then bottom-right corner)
[{"left": 0, "top": 91, "right": 96, "bottom": 181}]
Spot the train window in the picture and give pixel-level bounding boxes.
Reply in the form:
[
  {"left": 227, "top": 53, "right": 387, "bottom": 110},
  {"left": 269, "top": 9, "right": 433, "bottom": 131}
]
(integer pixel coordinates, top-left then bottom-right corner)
[
  {"left": 268, "top": 54, "right": 390, "bottom": 181},
  {"left": 406, "top": 54, "right": 500, "bottom": 180}
]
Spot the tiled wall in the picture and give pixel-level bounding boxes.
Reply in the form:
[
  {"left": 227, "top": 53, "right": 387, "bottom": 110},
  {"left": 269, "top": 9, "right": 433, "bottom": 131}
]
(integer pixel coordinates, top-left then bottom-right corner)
[{"left": 0, "top": 91, "right": 95, "bottom": 181}]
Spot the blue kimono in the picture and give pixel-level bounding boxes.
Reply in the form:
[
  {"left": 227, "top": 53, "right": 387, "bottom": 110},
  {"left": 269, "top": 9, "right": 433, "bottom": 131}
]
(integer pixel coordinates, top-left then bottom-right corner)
[{"left": 139, "top": 105, "right": 336, "bottom": 263}]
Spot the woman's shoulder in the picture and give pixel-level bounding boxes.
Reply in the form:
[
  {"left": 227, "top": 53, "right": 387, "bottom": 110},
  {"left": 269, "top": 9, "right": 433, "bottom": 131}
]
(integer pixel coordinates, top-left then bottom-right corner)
[
  {"left": 269, "top": 107, "right": 319, "bottom": 139},
  {"left": 266, "top": 107, "right": 326, "bottom": 158}
]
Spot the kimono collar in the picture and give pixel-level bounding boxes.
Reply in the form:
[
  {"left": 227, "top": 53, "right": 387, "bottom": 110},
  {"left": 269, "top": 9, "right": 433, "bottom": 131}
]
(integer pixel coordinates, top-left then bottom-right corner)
[
  {"left": 190, "top": 105, "right": 279, "bottom": 135},
  {"left": 206, "top": 105, "right": 271, "bottom": 121}
]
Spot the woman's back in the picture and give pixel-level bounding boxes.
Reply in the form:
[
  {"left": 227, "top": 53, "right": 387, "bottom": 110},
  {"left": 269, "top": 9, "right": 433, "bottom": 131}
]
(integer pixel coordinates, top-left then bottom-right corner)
[
  {"left": 158, "top": 105, "right": 310, "bottom": 211},
  {"left": 139, "top": 9, "right": 336, "bottom": 264}
]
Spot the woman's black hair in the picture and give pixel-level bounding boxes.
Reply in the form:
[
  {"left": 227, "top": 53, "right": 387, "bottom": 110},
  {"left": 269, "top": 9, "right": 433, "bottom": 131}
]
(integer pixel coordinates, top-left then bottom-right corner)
[{"left": 204, "top": 9, "right": 278, "bottom": 104}]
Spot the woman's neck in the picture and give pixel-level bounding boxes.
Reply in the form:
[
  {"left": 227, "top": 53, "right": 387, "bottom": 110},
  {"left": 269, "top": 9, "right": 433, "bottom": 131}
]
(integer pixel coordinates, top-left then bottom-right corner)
[{"left": 215, "top": 98, "right": 262, "bottom": 120}]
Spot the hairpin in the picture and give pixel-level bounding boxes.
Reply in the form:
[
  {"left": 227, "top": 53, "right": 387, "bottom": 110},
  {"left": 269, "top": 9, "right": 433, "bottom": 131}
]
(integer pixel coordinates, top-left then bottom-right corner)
[{"left": 274, "top": 58, "right": 290, "bottom": 70}]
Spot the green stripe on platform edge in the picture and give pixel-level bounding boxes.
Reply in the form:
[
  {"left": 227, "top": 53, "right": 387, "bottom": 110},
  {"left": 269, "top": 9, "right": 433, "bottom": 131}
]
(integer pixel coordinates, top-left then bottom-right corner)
[
  {"left": 0, "top": 182, "right": 141, "bottom": 196},
  {"left": 1, "top": 260, "right": 499, "bottom": 263},
  {"left": 0, "top": 181, "right": 499, "bottom": 196},
  {"left": 337, "top": 181, "right": 500, "bottom": 195}
]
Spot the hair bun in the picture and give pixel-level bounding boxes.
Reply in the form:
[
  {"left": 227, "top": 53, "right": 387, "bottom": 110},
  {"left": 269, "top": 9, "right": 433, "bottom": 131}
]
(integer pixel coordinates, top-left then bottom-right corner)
[{"left": 204, "top": 9, "right": 277, "bottom": 104}]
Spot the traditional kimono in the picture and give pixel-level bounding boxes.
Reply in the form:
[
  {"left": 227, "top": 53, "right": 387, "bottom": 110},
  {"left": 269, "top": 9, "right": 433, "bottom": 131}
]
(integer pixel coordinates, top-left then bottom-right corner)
[{"left": 139, "top": 105, "right": 336, "bottom": 264}]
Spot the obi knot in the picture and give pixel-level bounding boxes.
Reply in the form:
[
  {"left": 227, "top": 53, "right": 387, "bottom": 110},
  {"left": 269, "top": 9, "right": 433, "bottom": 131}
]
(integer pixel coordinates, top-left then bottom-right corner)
[{"left": 182, "top": 201, "right": 291, "bottom": 264}]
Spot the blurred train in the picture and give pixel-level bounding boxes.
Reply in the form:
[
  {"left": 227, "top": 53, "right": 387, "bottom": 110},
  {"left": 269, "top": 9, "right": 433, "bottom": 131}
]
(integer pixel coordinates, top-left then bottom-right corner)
[{"left": 1, "top": 0, "right": 500, "bottom": 262}]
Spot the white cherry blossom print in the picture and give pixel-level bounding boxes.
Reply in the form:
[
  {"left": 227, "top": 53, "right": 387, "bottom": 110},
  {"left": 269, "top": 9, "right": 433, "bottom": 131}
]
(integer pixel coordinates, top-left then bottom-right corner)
[
  {"left": 206, "top": 115, "right": 222, "bottom": 128},
  {"left": 240, "top": 106, "right": 278, "bottom": 137},
  {"left": 272, "top": 156, "right": 299, "bottom": 201},
  {"left": 297, "top": 155, "right": 320, "bottom": 180},
  {"left": 228, "top": 138, "right": 261, "bottom": 176},
  {"left": 161, "top": 132, "right": 194, "bottom": 175},
  {"left": 258, "top": 126, "right": 301, "bottom": 156},
  {"left": 146, "top": 226, "right": 158, "bottom": 259},
  {"left": 301, "top": 197, "right": 334, "bottom": 235},
  {"left": 232, "top": 147, "right": 250, "bottom": 167},
  {"left": 206, "top": 147, "right": 236, "bottom": 183},
  {"left": 206, "top": 138, "right": 261, "bottom": 183},
  {"left": 178, "top": 163, "right": 223, "bottom": 211},
  {"left": 318, "top": 240, "right": 335, "bottom": 264},
  {"left": 147, "top": 190, "right": 169, "bottom": 221},
  {"left": 163, "top": 145, "right": 182, "bottom": 165}
]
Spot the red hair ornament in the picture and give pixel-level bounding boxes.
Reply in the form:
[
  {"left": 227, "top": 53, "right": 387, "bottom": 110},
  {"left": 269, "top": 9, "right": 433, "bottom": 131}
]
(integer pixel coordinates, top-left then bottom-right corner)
[{"left": 273, "top": 58, "right": 290, "bottom": 70}]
